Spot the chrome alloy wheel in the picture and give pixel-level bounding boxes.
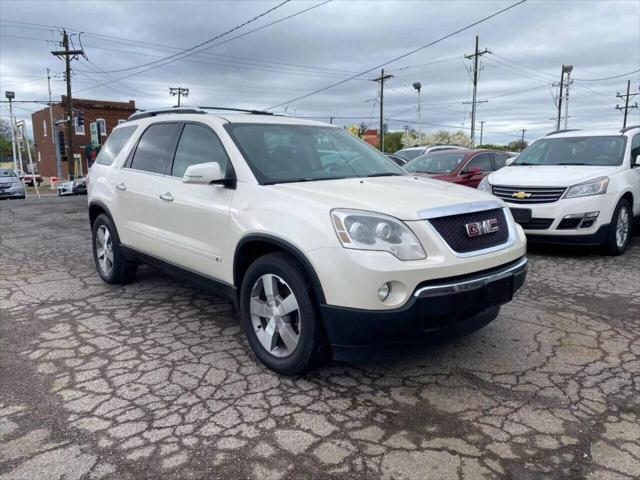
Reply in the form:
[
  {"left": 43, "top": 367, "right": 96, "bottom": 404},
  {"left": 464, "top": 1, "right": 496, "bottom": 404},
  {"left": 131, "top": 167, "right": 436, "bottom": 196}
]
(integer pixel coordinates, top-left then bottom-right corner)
[
  {"left": 250, "top": 274, "right": 301, "bottom": 358},
  {"left": 95, "top": 225, "right": 114, "bottom": 276},
  {"left": 616, "top": 206, "right": 630, "bottom": 248}
]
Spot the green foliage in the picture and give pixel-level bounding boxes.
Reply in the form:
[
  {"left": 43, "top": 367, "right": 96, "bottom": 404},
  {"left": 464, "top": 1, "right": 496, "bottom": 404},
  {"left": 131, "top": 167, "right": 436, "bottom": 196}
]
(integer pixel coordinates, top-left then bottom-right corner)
[
  {"left": 0, "top": 136, "right": 13, "bottom": 158},
  {"left": 384, "top": 132, "right": 404, "bottom": 153},
  {"left": 477, "top": 143, "right": 510, "bottom": 151},
  {"left": 507, "top": 140, "right": 529, "bottom": 152}
]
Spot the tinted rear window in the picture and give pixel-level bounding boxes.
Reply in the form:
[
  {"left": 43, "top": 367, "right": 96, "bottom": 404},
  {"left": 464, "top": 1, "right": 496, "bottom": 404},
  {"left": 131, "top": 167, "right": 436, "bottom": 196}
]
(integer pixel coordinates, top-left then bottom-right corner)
[
  {"left": 130, "top": 123, "right": 179, "bottom": 174},
  {"left": 95, "top": 126, "right": 137, "bottom": 166}
]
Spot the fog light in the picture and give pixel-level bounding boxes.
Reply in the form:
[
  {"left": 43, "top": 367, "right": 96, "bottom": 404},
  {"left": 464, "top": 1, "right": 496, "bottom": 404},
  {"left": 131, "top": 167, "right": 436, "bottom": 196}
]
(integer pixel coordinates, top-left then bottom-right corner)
[{"left": 378, "top": 282, "right": 391, "bottom": 301}]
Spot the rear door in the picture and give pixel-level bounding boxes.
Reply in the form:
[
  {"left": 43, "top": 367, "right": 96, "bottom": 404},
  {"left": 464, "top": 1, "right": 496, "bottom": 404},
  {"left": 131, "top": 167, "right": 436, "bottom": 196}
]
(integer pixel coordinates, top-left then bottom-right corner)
[
  {"left": 113, "top": 122, "right": 180, "bottom": 256},
  {"left": 154, "top": 122, "right": 234, "bottom": 280}
]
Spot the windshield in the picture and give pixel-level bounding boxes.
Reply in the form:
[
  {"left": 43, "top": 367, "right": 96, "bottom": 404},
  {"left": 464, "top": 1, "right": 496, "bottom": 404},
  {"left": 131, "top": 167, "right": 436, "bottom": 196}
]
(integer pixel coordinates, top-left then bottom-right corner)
[
  {"left": 394, "top": 149, "right": 424, "bottom": 161},
  {"left": 225, "top": 124, "right": 406, "bottom": 184},
  {"left": 405, "top": 151, "right": 467, "bottom": 174},
  {"left": 514, "top": 136, "right": 626, "bottom": 167},
  {"left": 0, "top": 169, "right": 16, "bottom": 177}
]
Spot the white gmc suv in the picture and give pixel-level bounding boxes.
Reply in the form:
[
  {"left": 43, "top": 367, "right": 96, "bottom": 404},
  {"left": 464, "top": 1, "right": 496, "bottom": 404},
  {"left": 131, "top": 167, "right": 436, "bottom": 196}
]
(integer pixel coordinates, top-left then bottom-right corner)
[
  {"left": 88, "top": 108, "right": 527, "bottom": 375},
  {"left": 480, "top": 127, "right": 640, "bottom": 254}
]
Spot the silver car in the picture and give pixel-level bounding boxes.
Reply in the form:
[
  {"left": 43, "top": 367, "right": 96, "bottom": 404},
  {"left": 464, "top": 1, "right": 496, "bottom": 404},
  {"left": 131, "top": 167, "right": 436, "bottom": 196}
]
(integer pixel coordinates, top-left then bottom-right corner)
[{"left": 0, "top": 169, "right": 26, "bottom": 199}]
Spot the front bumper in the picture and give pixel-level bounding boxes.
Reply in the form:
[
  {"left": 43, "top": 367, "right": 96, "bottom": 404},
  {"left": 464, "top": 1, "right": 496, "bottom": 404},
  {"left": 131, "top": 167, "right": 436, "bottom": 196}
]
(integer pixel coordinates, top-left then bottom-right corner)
[
  {"left": 0, "top": 186, "right": 25, "bottom": 198},
  {"left": 320, "top": 256, "right": 528, "bottom": 360}
]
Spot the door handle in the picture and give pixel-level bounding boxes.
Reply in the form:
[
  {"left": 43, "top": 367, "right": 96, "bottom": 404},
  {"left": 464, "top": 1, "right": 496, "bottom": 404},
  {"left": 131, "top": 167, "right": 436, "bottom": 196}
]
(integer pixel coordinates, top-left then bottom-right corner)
[
  {"left": 159, "top": 192, "right": 174, "bottom": 202},
  {"left": 115, "top": 182, "right": 126, "bottom": 191}
]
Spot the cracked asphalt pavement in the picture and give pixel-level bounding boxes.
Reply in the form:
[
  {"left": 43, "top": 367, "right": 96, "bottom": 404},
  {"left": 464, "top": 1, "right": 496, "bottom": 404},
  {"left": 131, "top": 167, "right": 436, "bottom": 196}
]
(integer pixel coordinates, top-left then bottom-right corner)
[{"left": 1, "top": 196, "right": 639, "bottom": 480}]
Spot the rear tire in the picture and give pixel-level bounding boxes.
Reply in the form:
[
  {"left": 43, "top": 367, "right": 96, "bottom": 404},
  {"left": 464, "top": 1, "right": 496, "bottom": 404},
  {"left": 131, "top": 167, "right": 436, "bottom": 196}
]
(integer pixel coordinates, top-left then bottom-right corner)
[
  {"left": 605, "top": 199, "right": 632, "bottom": 255},
  {"left": 239, "top": 252, "right": 322, "bottom": 375},
  {"left": 91, "top": 213, "right": 137, "bottom": 284}
]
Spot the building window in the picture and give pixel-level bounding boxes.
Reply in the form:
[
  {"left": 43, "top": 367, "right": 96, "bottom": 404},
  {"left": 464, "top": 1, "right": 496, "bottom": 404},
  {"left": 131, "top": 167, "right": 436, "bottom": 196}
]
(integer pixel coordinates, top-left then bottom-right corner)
[
  {"left": 43, "top": 120, "right": 47, "bottom": 137},
  {"left": 97, "top": 118, "right": 107, "bottom": 136},
  {"left": 75, "top": 117, "right": 85, "bottom": 135}
]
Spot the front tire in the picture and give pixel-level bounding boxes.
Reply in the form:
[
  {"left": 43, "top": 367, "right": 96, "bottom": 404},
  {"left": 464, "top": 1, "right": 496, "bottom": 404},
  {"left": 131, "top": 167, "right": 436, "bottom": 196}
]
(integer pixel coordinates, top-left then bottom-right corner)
[
  {"left": 91, "top": 213, "right": 137, "bottom": 284},
  {"left": 239, "top": 253, "right": 322, "bottom": 375},
  {"left": 605, "top": 199, "right": 632, "bottom": 255}
]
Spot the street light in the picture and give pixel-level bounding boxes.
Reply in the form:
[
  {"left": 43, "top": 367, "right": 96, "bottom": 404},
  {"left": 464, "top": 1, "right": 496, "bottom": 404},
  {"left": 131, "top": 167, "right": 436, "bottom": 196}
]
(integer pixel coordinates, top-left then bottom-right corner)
[
  {"left": 5, "top": 91, "right": 18, "bottom": 171},
  {"left": 413, "top": 82, "right": 422, "bottom": 146}
]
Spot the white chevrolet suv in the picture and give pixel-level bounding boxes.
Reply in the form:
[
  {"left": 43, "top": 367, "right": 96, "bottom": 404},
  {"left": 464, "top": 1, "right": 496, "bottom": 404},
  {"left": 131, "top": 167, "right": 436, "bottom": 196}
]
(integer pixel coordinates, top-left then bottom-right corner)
[
  {"left": 88, "top": 108, "right": 527, "bottom": 375},
  {"left": 480, "top": 127, "right": 640, "bottom": 254}
]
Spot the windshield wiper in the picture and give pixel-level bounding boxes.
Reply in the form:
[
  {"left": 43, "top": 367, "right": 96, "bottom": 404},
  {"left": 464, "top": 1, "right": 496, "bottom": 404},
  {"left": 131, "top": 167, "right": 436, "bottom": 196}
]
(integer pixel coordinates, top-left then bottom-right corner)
[
  {"left": 264, "top": 176, "right": 346, "bottom": 185},
  {"left": 557, "top": 162, "right": 590, "bottom": 165}
]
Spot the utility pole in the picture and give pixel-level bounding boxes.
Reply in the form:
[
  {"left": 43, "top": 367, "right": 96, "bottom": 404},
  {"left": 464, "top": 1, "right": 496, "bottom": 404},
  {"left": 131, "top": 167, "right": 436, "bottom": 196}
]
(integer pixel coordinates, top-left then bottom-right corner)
[
  {"left": 371, "top": 69, "right": 393, "bottom": 152},
  {"left": 169, "top": 87, "right": 189, "bottom": 107},
  {"left": 555, "top": 65, "right": 572, "bottom": 130},
  {"left": 521, "top": 129, "right": 526, "bottom": 147},
  {"left": 563, "top": 67, "right": 573, "bottom": 129},
  {"left": 51, "top": 30, "right": 83, "bottom": 179},
  {"left": 615, "top": 80, "right": 639, "bottom": 128},
  {"left": 5, "top": 91, "right": 18, "bottom": 172},
  {"left": 465, "top": 36, "right": 490, "bottom": 147},
  {"left": 413, "top": 82, "right": 422, "bottom": 146},
  {"left": 47, "top": 68, "right": 63, "bottom": 180},
  {"left": 479, "top": 121, "right": 485, "bottom": 146}
]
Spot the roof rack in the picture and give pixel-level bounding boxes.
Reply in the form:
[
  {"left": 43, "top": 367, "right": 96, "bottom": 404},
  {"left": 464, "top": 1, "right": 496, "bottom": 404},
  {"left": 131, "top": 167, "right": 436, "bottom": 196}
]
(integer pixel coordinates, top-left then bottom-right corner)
[
  {"left": 128, "top": 108, "right": 205, "bottom": 121},
  {"left": 545, "top": 129, "right": 580, "bottom": 137},
  {"left": 197, "top": 106, "right": 273, "bottom": 115},
  {"left": 620, "top": 125, "right": 639, "bottom": 133}
]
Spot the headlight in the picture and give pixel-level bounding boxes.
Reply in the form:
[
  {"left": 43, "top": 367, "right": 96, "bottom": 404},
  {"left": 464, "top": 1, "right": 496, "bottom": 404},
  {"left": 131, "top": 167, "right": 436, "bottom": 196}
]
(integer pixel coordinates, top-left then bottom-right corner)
[
  {"left": 331, "top": 209, "right": 426, "bottom": 261},
  {"left": 564, "top": 177, "right": 609, "bottom": 199},
  {"left": 478, "top": 176, "right": 492, "bottom": 193}
]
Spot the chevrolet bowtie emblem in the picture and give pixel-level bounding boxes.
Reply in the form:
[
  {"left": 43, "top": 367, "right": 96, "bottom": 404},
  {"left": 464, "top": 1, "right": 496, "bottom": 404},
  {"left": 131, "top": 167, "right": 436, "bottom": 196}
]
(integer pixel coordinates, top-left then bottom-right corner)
[{"left": 512, "top": 191, "right": 531, "bottom": 199}]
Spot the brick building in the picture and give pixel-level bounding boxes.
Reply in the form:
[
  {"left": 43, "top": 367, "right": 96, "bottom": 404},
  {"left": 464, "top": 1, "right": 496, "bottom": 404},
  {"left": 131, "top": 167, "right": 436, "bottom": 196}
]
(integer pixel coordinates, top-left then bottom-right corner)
[{"left": 31, "top": 97, "right": 136, "bottom": 179}]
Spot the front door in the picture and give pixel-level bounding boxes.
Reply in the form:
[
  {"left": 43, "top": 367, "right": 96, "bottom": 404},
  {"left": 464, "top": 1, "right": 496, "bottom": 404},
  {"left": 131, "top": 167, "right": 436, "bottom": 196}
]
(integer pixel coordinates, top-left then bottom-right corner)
[
  {"left": 460, "top": 153, "right": 493, "bottom": 188},
  {"left": 155, "top": 122, "right": 234, "bottom": 280}
]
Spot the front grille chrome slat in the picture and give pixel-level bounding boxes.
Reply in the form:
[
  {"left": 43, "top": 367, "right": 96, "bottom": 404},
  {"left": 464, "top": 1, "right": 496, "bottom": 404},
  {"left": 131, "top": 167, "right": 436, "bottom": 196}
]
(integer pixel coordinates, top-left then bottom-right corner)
[{"left": 492, "top": 185, "right": 567, "bottom": 204}]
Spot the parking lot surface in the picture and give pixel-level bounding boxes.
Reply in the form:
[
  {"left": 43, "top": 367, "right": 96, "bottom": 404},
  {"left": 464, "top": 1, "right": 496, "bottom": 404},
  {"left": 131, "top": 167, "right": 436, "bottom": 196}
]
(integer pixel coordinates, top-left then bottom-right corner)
[{"left": 1, "top": 196, "right": 639, "bottom": 480}]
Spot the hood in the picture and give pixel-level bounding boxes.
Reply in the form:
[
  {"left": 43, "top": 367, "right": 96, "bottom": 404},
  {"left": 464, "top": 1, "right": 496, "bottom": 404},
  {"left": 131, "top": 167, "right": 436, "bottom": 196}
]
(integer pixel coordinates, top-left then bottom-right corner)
[
  {"left": 413, "top": 172, "right": 457, "bottom": 181},
  {"left": 271, "top": 176, "right": 497, "bottom": 221},
  {"left": 488, "top": 165, "right": 618, "bottom": 187}
]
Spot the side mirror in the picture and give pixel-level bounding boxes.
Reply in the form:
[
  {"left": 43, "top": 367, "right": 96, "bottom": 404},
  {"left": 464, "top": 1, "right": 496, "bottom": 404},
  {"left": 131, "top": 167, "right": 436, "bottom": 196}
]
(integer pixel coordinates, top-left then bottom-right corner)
[
  {"left": 182, "top": 162, "right": 234, "bottom": 187},
  {"left": 633, "top": 154, "right": 639, "bottom": 167}
]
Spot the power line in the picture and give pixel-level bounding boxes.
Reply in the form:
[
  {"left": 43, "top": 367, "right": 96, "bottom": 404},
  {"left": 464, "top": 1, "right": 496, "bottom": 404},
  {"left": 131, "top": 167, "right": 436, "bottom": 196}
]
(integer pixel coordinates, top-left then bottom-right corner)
[
  {"left": 267, "top": 0, "right": 528, "bottom": 110},
  {"left": 615, "top": 80, "right": 639, "bottom": 128},
  {"left": 575, "top": 69, "right": 640, "bottom": 82},
  {"left": 73, "top": 1, "right": 333, "bottom": 94},
  {"left": 81, "top": 0, "right": 293, "bottom": 75}
]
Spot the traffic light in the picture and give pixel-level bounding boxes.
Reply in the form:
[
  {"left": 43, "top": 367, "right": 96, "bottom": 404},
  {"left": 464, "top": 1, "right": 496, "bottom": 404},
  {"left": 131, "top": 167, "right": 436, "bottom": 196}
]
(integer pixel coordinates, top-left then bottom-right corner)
[
  {"left": 58, "top": 130, "right": 65, "bottom": 158},
  {"left": 77, "top": 110, "right": 84, "bottom": 127}
]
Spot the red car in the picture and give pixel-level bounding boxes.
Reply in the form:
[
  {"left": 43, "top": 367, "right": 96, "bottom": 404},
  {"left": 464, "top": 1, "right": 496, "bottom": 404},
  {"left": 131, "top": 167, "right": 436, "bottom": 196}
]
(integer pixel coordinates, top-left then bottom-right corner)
[{"left": 404, "top": 149, "right": 513, "bottom": 188}]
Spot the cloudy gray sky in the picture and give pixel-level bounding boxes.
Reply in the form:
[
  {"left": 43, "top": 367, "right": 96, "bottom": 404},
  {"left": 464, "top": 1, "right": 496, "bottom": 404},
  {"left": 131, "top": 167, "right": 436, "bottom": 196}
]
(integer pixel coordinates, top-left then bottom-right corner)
[{"left": 1, "top": 0, "right": 639, "bottom": 144}]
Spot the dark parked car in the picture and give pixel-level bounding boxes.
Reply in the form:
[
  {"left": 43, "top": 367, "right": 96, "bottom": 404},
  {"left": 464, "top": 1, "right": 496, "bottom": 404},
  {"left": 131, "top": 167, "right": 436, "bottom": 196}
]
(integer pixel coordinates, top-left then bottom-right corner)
[{"left": 404, "top": 149, "right": 512, "bottom": 188}]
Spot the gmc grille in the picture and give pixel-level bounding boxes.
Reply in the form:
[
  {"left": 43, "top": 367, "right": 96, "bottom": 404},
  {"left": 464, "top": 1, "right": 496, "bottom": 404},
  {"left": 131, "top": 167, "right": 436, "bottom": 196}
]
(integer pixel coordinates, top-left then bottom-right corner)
[
  {"left": 492, "top": 185, "right": 566, "bottom": 204},
  {"left": 429, "top": 208, "right": 509, "bottom": 254}
]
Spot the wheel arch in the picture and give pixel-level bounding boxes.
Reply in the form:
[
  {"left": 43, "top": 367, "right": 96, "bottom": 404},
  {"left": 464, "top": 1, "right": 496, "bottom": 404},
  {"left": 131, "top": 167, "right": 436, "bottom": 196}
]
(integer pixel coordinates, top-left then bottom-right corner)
[
  {"left": 619, "top": 190, "right": 634, "bottom": 216},
  {"left": 88, "top": 200, "right": 114, "bottom": 226},
  {"left": 233, "top": 234, "right": 326, "bottom": 305}
]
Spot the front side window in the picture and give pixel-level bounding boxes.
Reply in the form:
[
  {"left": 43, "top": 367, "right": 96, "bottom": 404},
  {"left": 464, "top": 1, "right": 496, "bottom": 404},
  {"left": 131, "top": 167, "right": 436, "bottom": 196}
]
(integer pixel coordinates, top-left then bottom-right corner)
[
  {"left": 0, "top": 169, "right": 17, "bottom": 177},
  {"left": 464, "top": 153, "right": 492, "bottom": 172},
  {"left": 225, "top": 124, "right": 405, "bottom": 185},
  {"left": 171, "top": 124, "right": 229, "bottom": 178},
  {"left": 493, "top": 152, "right": 511, "bottom": 169},
  {"left": 630, "top": 134, "right": 640, "bottom": 163},
  {"left": 395, "top": 149, "right": 424, "bottom": 161},
  {"left": 130, "top": 123, "right": 179, "bottom": 174},
  {"left": 405, "top": 151, "right": 467, "bottom": 174},
  {"left": 95, "top": 126, "right": 137, "bottom": 166},
  {"left": 513, "top": 136, "right": 626, "bottom": 167}
]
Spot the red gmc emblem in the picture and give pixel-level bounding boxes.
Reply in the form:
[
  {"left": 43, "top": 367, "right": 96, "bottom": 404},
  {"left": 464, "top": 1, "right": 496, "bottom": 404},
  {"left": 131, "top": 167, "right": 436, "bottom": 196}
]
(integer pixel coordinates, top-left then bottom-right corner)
[{"left": 465, "top": 218, "right": 500, "bottom": 237}]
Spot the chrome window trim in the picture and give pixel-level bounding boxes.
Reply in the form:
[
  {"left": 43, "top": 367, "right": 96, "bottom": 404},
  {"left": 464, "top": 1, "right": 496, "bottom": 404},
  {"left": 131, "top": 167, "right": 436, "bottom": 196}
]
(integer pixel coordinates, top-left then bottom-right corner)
[
  {"left": 414, "top": 256, "right": 528, "bottom": 298},
  {"left": 424, "top": 206, "right": 516, "bottom": 258}
]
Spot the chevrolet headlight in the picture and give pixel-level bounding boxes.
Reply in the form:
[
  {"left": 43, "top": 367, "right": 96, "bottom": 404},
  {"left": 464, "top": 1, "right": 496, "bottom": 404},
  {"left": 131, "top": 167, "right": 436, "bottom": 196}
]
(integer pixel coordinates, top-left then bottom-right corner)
[
  {"left": 478, "top": 176, "right": 492, "bottom": 193},
  {"left": 564, "top": 177, "right": 609, "bottom": 199},
  {"left": 331, "top": 209, "right": 426, "bottom": 261}
]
